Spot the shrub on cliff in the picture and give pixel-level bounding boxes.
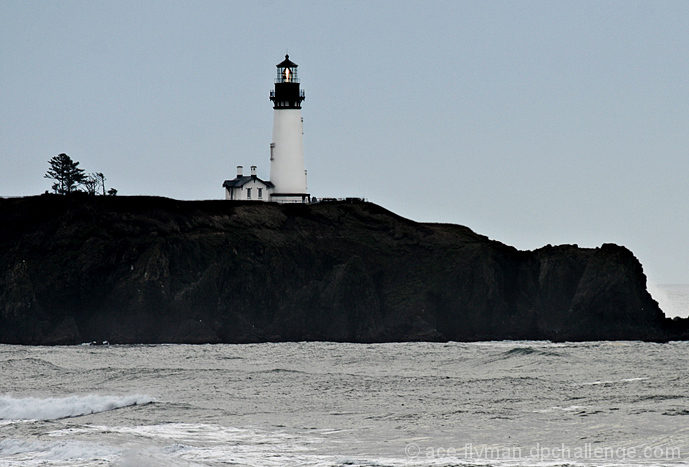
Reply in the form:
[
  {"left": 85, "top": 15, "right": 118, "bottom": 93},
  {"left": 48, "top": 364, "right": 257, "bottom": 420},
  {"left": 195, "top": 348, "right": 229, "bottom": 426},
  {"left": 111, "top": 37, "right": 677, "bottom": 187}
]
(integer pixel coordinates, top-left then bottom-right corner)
[{"left": 44, "top": 153, "right": 86, "bottom": 195}]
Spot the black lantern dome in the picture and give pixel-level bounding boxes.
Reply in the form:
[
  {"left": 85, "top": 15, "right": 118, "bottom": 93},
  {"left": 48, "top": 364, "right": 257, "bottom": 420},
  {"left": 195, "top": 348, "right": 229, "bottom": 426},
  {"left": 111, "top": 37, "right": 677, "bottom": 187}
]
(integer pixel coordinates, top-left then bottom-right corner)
[{"left": 270, "top": 55, "right": 305, "bottom": 109}]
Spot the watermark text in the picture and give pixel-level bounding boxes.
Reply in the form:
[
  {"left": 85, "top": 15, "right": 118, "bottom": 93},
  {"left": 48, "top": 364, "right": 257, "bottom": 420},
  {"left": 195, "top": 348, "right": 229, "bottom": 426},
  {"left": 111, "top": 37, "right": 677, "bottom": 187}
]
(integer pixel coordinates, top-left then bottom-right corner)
[{"left": 405, "top": 442, "right": 682, "bottom": 462}]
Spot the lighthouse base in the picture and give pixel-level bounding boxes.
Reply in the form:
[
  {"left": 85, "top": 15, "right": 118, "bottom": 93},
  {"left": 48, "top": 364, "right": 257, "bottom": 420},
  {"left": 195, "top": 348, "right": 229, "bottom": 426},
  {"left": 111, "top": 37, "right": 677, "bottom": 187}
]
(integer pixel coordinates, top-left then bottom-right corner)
[{"left": 270, "top": 193, "right": 311, "bottom": 204}]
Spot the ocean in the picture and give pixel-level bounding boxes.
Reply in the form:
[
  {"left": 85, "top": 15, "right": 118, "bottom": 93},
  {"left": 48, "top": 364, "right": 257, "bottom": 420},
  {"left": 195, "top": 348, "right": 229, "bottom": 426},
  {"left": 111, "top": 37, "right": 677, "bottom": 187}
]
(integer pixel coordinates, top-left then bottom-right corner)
[{"left": 1, "top": 285, "right": 688, "bottom": 467}]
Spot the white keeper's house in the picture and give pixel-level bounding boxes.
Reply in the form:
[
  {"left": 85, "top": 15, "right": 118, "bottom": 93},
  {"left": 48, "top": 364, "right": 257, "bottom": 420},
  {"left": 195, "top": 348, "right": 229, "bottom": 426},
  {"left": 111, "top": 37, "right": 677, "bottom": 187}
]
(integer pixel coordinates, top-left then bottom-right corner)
[{"left": 223, "top": 55, "right": 309, "bottom": 203}]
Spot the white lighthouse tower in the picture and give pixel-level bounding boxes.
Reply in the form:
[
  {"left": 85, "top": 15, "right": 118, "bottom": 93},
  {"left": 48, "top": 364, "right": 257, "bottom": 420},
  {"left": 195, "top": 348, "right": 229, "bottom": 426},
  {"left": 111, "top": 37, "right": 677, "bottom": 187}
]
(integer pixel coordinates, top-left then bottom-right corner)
[{"left": 269, "top": 55, "right": 309, "bottom": 203}]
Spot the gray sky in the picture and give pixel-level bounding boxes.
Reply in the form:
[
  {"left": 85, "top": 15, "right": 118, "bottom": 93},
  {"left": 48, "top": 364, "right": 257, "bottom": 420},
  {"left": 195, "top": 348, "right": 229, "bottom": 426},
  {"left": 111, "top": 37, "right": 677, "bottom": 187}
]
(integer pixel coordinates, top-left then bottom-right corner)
[{"left": 2, "top": 1, "right": 688, "bottom": 285}]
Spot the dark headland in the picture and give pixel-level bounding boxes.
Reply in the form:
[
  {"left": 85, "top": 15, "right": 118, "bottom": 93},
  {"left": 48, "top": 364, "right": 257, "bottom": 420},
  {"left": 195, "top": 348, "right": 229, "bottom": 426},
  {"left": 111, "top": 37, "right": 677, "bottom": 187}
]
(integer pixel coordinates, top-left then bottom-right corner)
[{"left": 1, "top": 194, "right": 687, "bottom": 345}]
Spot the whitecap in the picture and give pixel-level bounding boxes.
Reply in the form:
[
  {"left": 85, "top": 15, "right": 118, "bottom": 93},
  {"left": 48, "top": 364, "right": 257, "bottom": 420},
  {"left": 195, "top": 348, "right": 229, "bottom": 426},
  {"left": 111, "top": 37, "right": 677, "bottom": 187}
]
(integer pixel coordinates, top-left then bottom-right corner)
[
  {"left": 578, "top": 377, "right": 649, "bottom": 386},
  {"left": 0, "top": 394, "right": 154, "bottom": 421}
]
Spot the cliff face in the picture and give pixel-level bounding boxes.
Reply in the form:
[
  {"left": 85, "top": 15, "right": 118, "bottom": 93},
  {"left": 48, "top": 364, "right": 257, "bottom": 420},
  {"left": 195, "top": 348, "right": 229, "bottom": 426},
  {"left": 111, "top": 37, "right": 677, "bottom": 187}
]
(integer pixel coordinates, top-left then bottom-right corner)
[{"left": 0, "top": 195, "right": 683, "bottom": 344}]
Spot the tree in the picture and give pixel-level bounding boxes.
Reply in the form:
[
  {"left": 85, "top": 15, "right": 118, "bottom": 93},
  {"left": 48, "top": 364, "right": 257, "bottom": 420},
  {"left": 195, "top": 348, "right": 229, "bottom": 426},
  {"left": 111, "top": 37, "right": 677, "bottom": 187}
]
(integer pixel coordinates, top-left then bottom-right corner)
[
  {"left": 44, "top": 153, "right": 86, "bottom": 194},
  {"left": 82, "top": 172, "right": 110, "bottom": 195},
  {"left": 82, "top": 173, "right": 99, "bottom": 195},
  {"left": 107, "top": 188, "right": 118, "bottom": 196}
]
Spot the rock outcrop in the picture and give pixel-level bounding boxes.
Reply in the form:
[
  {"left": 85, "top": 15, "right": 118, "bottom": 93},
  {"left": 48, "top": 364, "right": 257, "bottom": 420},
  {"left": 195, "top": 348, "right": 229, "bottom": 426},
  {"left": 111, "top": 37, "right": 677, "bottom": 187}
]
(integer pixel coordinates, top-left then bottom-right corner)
[{"left": 0, "top": 194, "right": 685, "bottom": 344}]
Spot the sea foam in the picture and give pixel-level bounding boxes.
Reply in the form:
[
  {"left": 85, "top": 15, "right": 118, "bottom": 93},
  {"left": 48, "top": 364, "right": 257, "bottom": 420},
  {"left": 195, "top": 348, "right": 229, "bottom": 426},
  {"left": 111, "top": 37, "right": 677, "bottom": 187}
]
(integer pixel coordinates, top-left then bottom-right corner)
[
  {"left": 0, "top": 438, "right": 120, "bottom": 463},
  {"left": 0, "top": 394, "right": 154, "bottom": 421}
]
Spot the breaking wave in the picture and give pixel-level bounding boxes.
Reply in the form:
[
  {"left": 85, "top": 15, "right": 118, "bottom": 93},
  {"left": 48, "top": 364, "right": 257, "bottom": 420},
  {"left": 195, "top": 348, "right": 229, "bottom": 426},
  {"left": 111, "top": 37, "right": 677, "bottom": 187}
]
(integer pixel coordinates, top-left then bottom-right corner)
[{"left": 0, "top": 394, "right": 154, "bottom": 421}]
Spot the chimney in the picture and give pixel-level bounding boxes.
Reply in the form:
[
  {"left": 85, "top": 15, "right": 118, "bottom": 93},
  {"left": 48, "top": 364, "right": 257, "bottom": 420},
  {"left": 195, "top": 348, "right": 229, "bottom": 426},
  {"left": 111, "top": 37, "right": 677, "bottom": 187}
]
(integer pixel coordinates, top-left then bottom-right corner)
[
  {"left": 237, "top": 166, "right": 243, "bottom": 177},
  {"left": 251, "top": 166, "right": 257, "bottom": 177}
]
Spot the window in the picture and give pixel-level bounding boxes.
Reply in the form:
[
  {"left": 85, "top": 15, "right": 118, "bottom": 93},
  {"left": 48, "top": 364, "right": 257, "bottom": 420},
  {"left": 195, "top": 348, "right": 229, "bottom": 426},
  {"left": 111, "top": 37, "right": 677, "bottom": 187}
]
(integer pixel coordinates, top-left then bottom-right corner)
[
  {"left": 246, "top": 188, "right": 251, "bottom": 199},
  {"left": 270, "top": 143, "right": 275, "bottom": 160},
  {"left": 258, "top": 188, "right": 263, "bottom": 199}
]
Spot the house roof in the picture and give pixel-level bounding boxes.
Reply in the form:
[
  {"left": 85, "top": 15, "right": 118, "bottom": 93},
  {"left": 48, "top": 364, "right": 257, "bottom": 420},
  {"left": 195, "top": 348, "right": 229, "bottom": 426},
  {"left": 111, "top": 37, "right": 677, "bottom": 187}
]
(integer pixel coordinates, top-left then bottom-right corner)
[{"left": 222, "top": 176, "right": 274, "bottom": 189}]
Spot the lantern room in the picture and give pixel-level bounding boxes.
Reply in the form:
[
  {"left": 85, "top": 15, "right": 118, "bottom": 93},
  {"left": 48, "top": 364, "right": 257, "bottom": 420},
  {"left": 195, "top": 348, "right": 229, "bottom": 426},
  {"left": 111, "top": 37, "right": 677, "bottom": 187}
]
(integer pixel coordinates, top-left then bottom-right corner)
[
  {"left": 276, "top": 55, "right": 299, "bottom": 83},
  {"left": 270, "top": 55, "right": 305, "bottom": 109}
]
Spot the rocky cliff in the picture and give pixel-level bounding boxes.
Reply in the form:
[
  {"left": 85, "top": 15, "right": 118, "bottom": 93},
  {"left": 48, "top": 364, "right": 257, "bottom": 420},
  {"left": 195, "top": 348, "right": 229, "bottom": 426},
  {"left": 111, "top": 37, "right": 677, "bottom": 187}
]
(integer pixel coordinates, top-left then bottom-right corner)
[{"left": 0, "top": 195, "right": 685, "bottom": 344}]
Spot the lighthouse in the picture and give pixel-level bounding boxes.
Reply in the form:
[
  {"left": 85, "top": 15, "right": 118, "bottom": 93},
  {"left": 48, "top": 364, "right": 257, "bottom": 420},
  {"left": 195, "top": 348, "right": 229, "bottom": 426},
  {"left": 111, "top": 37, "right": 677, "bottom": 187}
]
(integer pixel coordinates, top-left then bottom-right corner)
[
  {"left": 223, "top": 55, "right": 310, "bottom": 203},
  {"left": 269, "top": 55, "right": 309, "bottom": 203}
]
